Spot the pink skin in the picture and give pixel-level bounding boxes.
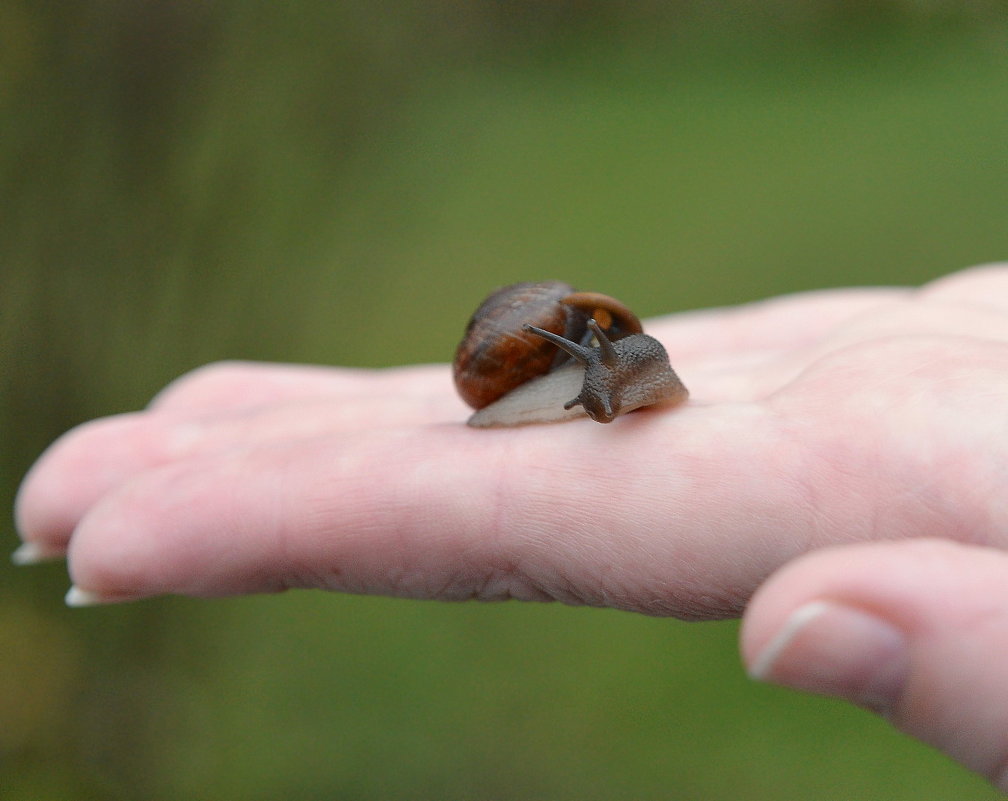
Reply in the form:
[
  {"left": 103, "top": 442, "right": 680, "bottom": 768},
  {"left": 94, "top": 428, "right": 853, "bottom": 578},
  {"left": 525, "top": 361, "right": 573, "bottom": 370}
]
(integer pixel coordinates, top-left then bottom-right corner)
[{"left": 14, "top": 263, "right": 1008, "bottom": 789}]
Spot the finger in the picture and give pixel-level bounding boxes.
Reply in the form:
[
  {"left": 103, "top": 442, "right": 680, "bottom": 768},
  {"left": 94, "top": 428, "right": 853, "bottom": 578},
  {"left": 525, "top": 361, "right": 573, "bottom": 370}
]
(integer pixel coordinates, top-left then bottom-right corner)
[
  {"left": 19, "top": 312, "right": 816, "bottom": 560},
  {"left": 919, "top": 262, "right": 1008, "bottom": 311},
  {"left": 62, "top": 402, "right": 805, "bottom": 615},
  {"left": 149, "top": 361, "right": 455, "bottom": 413},
  {"left": 646, "top": 287, "right": 909, "bottom": 359},
  {"left": 741, "top": 539, "right": 1008, "bottom": 792},
  {"left": 15, "top": 386, "right": 469, "bottom": 556}
]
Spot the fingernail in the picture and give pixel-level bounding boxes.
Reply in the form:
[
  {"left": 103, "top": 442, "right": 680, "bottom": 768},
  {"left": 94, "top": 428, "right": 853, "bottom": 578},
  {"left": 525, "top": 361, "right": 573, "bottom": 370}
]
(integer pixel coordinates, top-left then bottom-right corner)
[
  {"left": 11, "top": 541, "right": 66, "bottom": 565},
  {"left": 65, "top": 586, "right": 110, "bottom": 607},
  {"left": 748, "top": 600, "right": 909, "bottom": 715}
]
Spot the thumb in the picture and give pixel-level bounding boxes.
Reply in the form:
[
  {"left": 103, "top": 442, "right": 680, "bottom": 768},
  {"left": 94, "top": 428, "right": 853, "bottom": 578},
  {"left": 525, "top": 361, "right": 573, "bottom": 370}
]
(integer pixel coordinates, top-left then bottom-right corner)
[{"left": 740, "top": 538, "right": 1008, "bottom": 792}]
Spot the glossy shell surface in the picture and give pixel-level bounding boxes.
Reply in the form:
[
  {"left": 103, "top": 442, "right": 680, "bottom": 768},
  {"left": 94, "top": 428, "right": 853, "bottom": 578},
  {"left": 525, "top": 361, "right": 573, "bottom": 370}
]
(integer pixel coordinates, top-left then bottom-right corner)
[{"left": 452, "top": 281, "right": 579, "bottom": 410}]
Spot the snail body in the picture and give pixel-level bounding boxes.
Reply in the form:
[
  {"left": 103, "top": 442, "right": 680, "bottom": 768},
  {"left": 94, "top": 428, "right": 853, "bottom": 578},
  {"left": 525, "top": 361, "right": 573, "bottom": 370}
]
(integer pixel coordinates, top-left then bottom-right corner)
[{"left": 455, "top": 282, "right": 688, "bottom": 427}]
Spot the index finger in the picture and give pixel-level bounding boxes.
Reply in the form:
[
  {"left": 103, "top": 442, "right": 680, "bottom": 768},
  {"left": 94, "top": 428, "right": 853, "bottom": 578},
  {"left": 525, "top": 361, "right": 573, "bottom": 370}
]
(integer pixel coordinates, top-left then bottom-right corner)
[{"left": 61, "top": 401, "right": 794, "bottom": 616}]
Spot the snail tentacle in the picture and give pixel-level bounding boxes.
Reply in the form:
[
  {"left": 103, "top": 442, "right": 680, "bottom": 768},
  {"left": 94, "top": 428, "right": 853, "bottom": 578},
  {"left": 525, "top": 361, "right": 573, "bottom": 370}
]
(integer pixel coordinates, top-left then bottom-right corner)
[
  {"left": 588, "top": 319, "right": 619, "bottom": 368},
  {"left": 519, "top": 323, "right": 594, "bottom": 364}
]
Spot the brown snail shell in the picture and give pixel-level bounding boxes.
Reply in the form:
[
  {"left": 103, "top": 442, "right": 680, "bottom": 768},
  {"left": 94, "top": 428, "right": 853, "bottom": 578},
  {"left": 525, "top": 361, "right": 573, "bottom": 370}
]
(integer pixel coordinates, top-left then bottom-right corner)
[{"left": 452, "top": 281, "right": 642, "bottom": 410}]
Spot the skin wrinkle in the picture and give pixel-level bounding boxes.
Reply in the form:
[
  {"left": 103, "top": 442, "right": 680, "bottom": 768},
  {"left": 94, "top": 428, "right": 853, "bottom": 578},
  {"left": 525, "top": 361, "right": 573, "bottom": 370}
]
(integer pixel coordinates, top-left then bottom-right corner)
[
  {"left": 264, "top": 445, "right": 302, "bottom": 594},
  {"left": 502, "top": 496, "right": 587, "bottom": 605},
  {"left": 589, "top": 517, "right": 682, "bottom": 612},
  {"left": 459, "top": 503, "right": 563, "bottom": 604},
  {"left": 540, "top": 433, "right": 647, "bottom": 602},
  {"left": 491, "top": 563, "right": 564, "bottom": 604},
  {"left": 504, "top": 405, "right": 790, "bottom": 618},
  {"left": 502, "top": 442, "right": 633, "bottom": 608},
  {"left": 421, "top": 430, "right": 539, "bottom": 602},
  {"left": 571, "top": 527, "right": 649, "bottom": 610},
  {"left": 381, "top": 481, "right": 457, "bottom": 600},
  {"left": 386, "top": 441, "right": 469, "bottom": 595},
  {"left": 485, "top": 429, "right": 522, "bottom": 588},
  {"left": 273, "top": 462, "right": 357, "bottom": 597},
  {"left": 530, "top": 518, "right": 617, "bottom": 607},
  {"left": 284, "top": 476, "right": 352, "bottom": 593},
  {"left": 466, "top": 428, "right": 547, "bottom": 603},
  {"left": 236, "top": 437, "right": 368, "bottom": 596},
  {"left": 417, "top": 517, "right": 508, "bottom": 602},
  {"left": 797, "top": 421, "right": 888, "bottom": 548},
  {"left": 454, "top": 455, "right": 556, "bottom": 603},
  {"left": 469, "top": 564, "right": 511, "bottom": 602}
]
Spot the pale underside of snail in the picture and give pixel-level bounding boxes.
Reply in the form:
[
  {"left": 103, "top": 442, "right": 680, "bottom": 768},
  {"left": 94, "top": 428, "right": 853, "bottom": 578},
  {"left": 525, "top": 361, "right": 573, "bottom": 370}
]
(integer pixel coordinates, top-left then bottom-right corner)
[{"left": 466, "top": 362, "right": 588, "bottom": 427}]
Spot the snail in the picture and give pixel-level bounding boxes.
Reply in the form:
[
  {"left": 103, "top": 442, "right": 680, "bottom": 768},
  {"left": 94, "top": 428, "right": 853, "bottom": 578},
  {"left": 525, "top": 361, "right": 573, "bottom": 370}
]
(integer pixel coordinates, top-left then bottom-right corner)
[{"left": 453, "top": 281, "right": 688, "bottom": 427}]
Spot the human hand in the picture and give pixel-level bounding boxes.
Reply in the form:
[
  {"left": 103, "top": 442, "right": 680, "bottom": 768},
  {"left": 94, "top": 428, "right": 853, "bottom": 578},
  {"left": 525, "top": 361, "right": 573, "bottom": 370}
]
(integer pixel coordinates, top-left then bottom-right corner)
[
  {"left": 14, "top": 263, "right": 1008, "bottom": 611},
  {"left": 13, "top": 263, "right": 1008, "bottom": 785}
]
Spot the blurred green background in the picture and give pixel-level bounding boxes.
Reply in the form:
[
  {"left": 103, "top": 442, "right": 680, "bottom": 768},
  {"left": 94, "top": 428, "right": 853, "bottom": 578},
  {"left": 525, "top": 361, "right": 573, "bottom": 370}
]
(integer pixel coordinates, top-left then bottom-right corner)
[{"left": 3, "top": 1, "right": 1008, "bottom": 798}]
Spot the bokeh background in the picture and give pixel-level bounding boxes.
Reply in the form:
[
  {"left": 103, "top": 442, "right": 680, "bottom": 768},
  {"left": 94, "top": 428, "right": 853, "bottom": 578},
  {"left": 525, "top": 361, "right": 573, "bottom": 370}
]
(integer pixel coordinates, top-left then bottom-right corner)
[{"left": 3, "top": 1, "right": 1008, "bottom": 798}]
